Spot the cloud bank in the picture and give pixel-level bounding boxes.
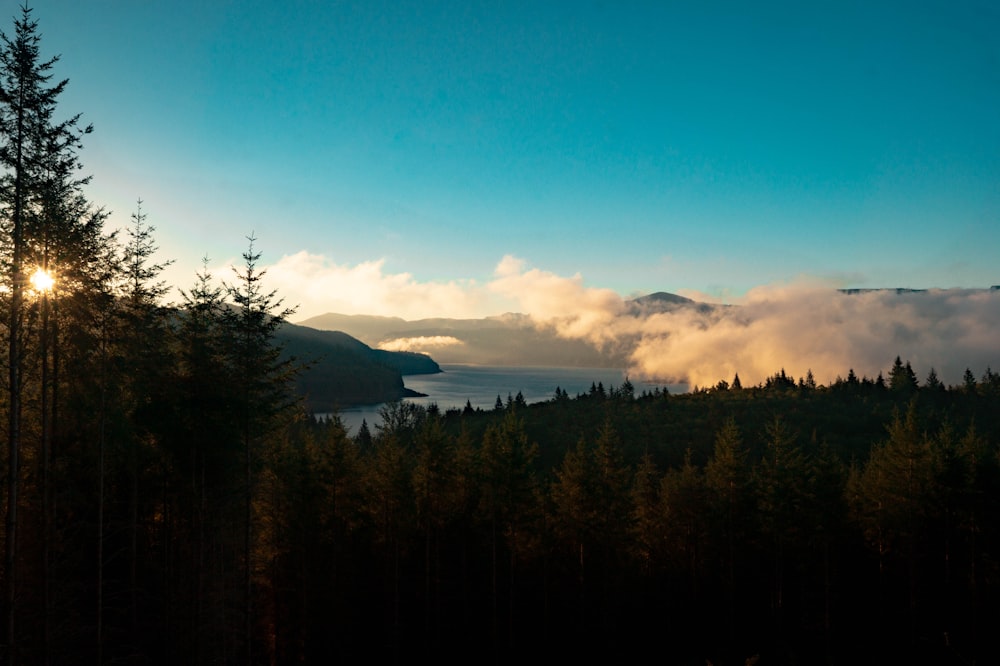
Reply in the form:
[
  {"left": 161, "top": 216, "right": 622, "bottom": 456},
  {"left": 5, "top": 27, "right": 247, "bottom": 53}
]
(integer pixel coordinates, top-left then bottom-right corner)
[
  {"left": 255, "top": 252, "right": 998, "bottom": 390},
  {"left": 620, "top": 285, "right": 1000, "bottom": 390},
  {"left": 257, "top": 251, "right": 512, "bottom": 320},
  {"left": 378, "top": 336, "right": 465, "bottom": 352}
]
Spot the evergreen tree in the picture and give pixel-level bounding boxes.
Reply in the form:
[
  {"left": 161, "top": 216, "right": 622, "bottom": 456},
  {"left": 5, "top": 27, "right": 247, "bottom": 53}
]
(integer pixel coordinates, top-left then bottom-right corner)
[
  {"left": 412, "top": 413, "right": 457, "bottom": 652},
  {"left": 549, "top": 435, "right": 594, "bottom": 632},
  {"left": 659, "top": 450, "right": 709, "bottom": 600},
  {"left": 479, "top": 410, "right": 539, "bottom": 656},
  {"left": 116, "top": 199, "right": 174, "bottom": 653},
  {"left": 889, "top": 356, "right": 919, "bottom": 394},
  {"left": 963, "top": 368, "right": 977, "bottom": 393},
  {"left": 924, "top": 367, "right": 943, "bottom": 391},
  {"left": 173, "top": 256, "right": 240, "bottom": 661},
  {"left": 355, "top": 417, "right": 373, "bottom": 449},
  {"left": 704, "top": 416, "right": 752, "bottom": 642},
  {"left": 753, "top": 415, "right": 812, "bottom": 638},
  {"left": 221, "top": 234, "right": 299, "bottom": 663},
  {"left": 629, "top": 452, "right": 661, "bottom": 574},
  {"left": 849, "top": 402, "right": 934, "bottom": 646},
  {"left": 364, "top": 403, "right": 416, "bottom": 662},
  {"left": 0, "top": 7, "right": 94, "bottom": 659}
]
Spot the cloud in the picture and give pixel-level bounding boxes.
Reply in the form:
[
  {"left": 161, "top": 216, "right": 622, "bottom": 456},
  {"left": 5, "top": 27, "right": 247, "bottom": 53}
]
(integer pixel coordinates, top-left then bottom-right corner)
[
  {"left": 621, "top": 286, "right": 1000, "bottom": 389},
  {"left": 378, "top": 336, "right": 465, "bottom": 353},
  {"left": 251, "top": 251, "right": 998, "bottom": 390},
  {"left": 488, "top": 255, "right": 626, "bottom": 342},
  {"left": 249, "top": 251, "right": 514, "bottom": 320}
]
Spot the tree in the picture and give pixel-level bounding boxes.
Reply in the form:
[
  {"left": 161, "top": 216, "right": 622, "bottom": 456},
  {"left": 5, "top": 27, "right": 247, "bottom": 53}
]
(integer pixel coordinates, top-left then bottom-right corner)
[
  {"left": 364, "top": 403, "right": 416, "bottom": 662},
  {"left": 962, "top": 368, "right": 977, "bottom": 393},
  {"left": 629, "top": 453, "right": 661, "bottom": 574},
  {"left": 924, "top": 367, "right": 943, "bottom": 391},
  {"left": 412, "top": 413, "right": 457, "bottom": 651},
  {"left": 479, "top": 410, "right": 539, "bottom": 657},
  {"left": 173, "top": 256, "right": 240, "bottom": 661},
  {"left": 849, "top": 402, "right": 935, "bottom": 646},
  {"left": 355, "top": 417, "right": 373, "bottom": 448},
  {"left": 551, "top": 418, "right": 631, "bottom": 568},
  {"left": 0, "top": 6, "right": 93, "bottom": 659},
  {"left": 659, "top": 450, "right": 709, "bottom": 597},
  {"left": 116, "top": 199, "right": 174, "bottom": 650},
  {"left": 753, "top": 415, "right": 812, "bottom": 637},
  {"left": 889, "top": 356, "right": 918, "bottom": 394},
  {"left": 550, "top": 435, "right": 594, "bottom": 633},
  {"left": 704, "top": 416, "right": 752, "bottom": 641},
  {"left": 222, "top": 234, "right": 299, "bottom": 663}
]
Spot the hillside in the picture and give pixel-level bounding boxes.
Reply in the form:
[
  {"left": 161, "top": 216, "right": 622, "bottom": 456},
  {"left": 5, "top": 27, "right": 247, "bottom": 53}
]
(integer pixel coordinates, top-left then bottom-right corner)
[
  {"left": 295, "top": 291, "right": 719, "bottom": 368},
  {"left": 275, "top": 321, "right": 441, "bottom": 411}
]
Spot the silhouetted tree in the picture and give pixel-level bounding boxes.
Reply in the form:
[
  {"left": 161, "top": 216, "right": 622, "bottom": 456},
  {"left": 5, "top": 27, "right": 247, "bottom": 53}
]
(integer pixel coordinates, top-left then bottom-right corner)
[
  {"left": 0, "top": 6, "right": 94, "bottom": 659},
  {"left": 222, "top": 234, "right": 299, "bottom": 663}
]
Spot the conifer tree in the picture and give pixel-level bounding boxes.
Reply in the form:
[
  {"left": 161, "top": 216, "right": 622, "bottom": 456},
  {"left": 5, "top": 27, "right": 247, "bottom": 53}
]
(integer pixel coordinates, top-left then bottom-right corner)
[
  {"left": 117, "top": 199, "right": 174, "bottom": 649},
  {"left": 659, "top": 449, "right": 709, "bottom": 596},
  {"left": 364, "top": 404, "right": 416, "bottom": 662},
  {"left": 705, "top": 416, "right": 752, "bottom": 640},
  {"left": 849, "top": 401, "right": 934, "bottom": 645},
  {"left": 0, "top": 6, "right": 94, "bottom": 658},
  {"left": 412, "top": 413, "right": 457, "bottom": 649},
  {"left": 479, "top": 409, "right": 539, "bottom": 655},
  {"left": 629, "top": 452, "right": 661, "bottom": 574},
  {"left": 222, "top": 234, "right": 299, "bottom": 663},
  {"left": 754, "top": 415, "right": 812, "bottom": 637}
]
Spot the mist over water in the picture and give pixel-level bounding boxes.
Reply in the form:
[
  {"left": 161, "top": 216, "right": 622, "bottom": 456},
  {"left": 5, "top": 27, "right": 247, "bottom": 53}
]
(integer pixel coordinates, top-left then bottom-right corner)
[{"left": 331, "top": 364, "right": 685, "bottom": 435}]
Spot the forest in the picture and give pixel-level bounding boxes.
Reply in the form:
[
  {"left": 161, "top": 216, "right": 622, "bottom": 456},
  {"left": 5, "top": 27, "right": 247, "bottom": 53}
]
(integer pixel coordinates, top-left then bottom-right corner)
[{"left": 1, "top": 6, "right": 999, "bottom": 666}]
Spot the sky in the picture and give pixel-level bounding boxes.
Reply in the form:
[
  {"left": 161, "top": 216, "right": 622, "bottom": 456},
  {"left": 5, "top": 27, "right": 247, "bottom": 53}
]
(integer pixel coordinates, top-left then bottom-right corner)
[{"left": 14, "top": 0, "right": 1000, "bottom": 386}]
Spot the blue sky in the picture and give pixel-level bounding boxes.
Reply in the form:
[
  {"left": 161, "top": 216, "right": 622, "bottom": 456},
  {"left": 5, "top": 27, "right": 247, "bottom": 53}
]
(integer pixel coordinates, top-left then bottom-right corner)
[{"left": 23, "top": 0, "right": 1000, "bottom": 321}]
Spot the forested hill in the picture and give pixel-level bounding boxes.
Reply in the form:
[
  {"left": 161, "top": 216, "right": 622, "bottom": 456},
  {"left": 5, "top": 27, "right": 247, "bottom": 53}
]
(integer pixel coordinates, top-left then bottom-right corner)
[{"left": 275, "top": 321, "right": 440, "bottom": 411}]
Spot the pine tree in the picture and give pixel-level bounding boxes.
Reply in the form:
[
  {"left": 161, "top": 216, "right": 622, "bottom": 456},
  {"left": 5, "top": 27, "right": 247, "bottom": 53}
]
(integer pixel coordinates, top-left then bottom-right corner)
[
  {"left": 705, "top": 416, "right": 752, "bottom": 641},
  {"left": 754, "top": 415, "right": 812, "bottom": 637},
  {"left": 412, "top": 413, "right": 457, "bottom": 650},
  {"left": 889, "top": 356, "right": 919, "bottom": 394},
  {"left": 117, "top": 199, "right": 174, "bottom": 651},
  {"left": 849, "top": 401, "right": 934, "bottom": 645},
  {"left": 222, "top": 234, "right": 299, "bottom": 663},
  {"left": 629, "top": 452, "right": 661, "bottom": 574},
  {"left": 479, "top": 409, "right": 539, "bottom": 656},
  {"left": 0, "top": 7, "right": 94, "bottom": 659},
  {"left": 659, "top": 449, "right": 709, "bottom": 597}
]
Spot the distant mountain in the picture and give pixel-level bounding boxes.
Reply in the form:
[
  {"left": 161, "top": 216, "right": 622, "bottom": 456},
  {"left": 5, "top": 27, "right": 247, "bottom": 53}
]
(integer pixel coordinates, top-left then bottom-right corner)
[
  {"left": 838, "top": 288, "right": 930, "bottom": 295},
  {"left": 626, "top": 291, "right": 723, "bottom": 315},
  {"left": 630, "top": 291, "right": 696, "bottom": 307},
  {"left": 296, "top": 312, "right": 627, "bottom": 367},
  {"left": 275, "top": 321, "right": 440, "bottom": 412},
  {"left": 295, "top": 291, "right": 717, "bottom": 368}
]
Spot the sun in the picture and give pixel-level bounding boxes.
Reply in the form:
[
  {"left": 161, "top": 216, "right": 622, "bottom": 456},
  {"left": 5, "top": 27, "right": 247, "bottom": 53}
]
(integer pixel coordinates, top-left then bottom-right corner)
[{"left": 29, "top": 268, "right": 54, "bottom": 292}]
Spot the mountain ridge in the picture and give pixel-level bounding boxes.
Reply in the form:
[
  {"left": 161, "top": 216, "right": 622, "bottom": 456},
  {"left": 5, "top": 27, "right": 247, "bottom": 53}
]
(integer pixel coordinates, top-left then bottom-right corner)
[
  {"left": 275, "top": 321, "right": 441, "bottom": 412},
  {"left": 294, "top": 291, "right": 714, "bottom": 368}
]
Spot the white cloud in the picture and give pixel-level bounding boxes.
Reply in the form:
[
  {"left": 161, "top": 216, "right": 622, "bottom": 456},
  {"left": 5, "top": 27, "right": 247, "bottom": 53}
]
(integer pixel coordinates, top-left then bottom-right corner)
[
  {"left": 244, "top": 251, "right": 998, "bottom": 389},
  {"left": 622, "top": 286, "right": 1000, "bottom": 389},
  {"left": 378, "top": 336, "right": 465, "bottom": 352},
  {"left": 250, "top": 251, "right": 513, "bottom": 320}
]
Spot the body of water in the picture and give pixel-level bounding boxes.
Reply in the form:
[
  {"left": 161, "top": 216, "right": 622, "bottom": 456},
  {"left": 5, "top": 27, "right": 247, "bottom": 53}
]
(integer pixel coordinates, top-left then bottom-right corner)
[{"left": 328, "top": 364, "right": 686, "bottom": 435}]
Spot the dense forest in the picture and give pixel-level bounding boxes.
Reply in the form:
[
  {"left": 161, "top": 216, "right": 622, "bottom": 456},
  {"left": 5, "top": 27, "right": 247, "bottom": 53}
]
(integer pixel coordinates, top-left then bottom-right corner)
[{"left": 0, "top": 7, "right": 999, "bottom": 666}]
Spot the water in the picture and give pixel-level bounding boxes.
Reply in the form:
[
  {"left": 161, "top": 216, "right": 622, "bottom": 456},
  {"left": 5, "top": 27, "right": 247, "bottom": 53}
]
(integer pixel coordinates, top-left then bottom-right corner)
[{"left": 326, "top": 364, "right": 685, "bottom": 435}]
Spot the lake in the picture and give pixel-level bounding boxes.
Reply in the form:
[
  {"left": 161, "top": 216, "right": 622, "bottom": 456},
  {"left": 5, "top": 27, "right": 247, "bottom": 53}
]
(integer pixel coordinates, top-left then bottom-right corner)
[{"left": 326, "top": 364, "right": 687, "bottom": 435}]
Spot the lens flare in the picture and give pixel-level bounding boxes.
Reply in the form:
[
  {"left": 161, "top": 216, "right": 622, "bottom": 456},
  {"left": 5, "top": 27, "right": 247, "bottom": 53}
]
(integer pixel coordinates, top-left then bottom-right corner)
[{"left": 30, "top": 268, "right": 54, "bottom": 292}]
